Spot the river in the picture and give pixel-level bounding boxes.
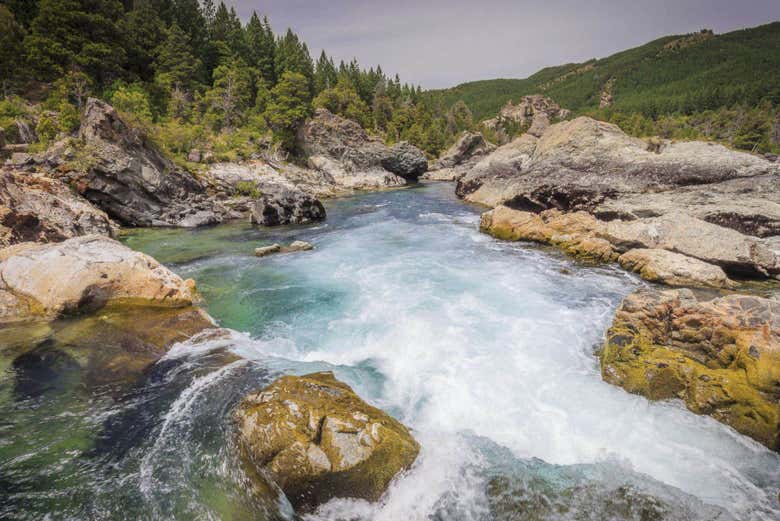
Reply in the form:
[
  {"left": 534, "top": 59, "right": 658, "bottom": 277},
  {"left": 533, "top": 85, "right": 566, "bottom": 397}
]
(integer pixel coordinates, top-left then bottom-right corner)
[{"left": 1, "top": 182, "right": 779, "bottom": 520}]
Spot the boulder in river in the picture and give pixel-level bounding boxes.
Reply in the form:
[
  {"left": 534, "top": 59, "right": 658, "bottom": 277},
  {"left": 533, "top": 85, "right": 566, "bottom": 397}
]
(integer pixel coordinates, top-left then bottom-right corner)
[
  {"left": 249, "top": 185, "right": 326, "bottom": 226},
  {"left": 255, "top": 241, "right": 313, "bottom": 257},
  {"left": 235, "top": 371, "right": 420, "bottom": 511},
  {"left": 0, "top": 235, "right": 198, "bottom": 323},
  {"left": 0, "top": 169, "right": 117, "bottom": 247},
  {"left": 601, "top": 288, "right": 780, "bottom": 451}
]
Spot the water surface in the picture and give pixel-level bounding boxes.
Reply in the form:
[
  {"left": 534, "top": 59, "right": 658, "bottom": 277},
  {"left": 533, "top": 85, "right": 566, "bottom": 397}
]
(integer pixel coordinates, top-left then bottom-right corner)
[{"left": 2, "top": 183, "right": 779, "bottom": 520}]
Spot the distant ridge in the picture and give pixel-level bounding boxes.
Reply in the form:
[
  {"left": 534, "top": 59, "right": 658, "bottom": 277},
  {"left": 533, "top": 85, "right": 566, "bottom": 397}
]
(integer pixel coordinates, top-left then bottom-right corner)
[{"left": 425, "top": 22, "right": 780, "bottom": 122}]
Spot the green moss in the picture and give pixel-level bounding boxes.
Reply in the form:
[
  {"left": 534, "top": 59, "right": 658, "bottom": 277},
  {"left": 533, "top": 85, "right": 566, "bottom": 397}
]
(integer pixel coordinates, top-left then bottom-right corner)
[{"left": 601, "top": 325, "right": 780, "bottom": 450}]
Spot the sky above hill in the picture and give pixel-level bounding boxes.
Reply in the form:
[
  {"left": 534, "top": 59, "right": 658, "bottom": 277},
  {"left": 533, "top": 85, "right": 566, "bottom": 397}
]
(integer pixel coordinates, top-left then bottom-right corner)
[{"left": 227, "top": 0, "right": 780, "bottom": 89}]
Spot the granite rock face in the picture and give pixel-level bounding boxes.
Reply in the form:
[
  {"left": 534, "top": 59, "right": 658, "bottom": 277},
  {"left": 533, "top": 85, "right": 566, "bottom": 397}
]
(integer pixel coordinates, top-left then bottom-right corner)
[
  {"left": 43, "top": 98, "right": 228, "bottom": 228},
  {"left": 424, "top": 131, "right": 496, "bottom": 181},
  {"left": 235, "top": 371, "right": 419, "bottom": 512},
  {"left": 248, "top": 185, "right": 326, "bottom": 226},
  {"left": 298, "top": 109, "right": 427, "bottom": 189},
  {"left": 482, "top": 95, "right": 570, "bottom": 140},
  {"left": 480, "top": 205, "right": 753, "bottom": 287},
  {"left": 469, "top": 116, "right": 780, "bottom": 282},
  {"left": 601, "top": 289, "right": 780, "bottom": 451},
  {"left": 0, "top": 235, "right": 198, "bottom": 323},
  {"left": 458, "top": 117, "right": 777, "bottom": 216},
  {"left": 0, "top": 169, "right": 117, "bottom": 247}
]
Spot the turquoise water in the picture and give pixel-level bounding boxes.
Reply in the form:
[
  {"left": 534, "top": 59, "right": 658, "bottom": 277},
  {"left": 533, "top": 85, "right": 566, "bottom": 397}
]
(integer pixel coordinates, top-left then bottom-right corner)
[{"left": 2, "top": 183, "right": 779, "bottom": 520}]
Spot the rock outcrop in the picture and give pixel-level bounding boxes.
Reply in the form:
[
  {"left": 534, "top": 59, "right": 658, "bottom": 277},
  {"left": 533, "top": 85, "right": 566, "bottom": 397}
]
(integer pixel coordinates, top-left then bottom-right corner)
[
  {"left": 43, "top": 98, "right": 228, "bottom": 228},
  {"left": 482, "top": 95, "right": 570, "bottom": 139},
  {"left": 0, "top": 235, "right": 198, "bottom": 324},
  {"left": 601, "top": 289, "right": 780, "bottom": 451},
  {"left": 616, "top": 249, "right": 734, "bottom": 289},
  {"left": 424, "top": 131, "right": 496, "bottom": 181},
  {"left": 459, "top": 117, "right": 777, "bottom": 212},
  {"left": 480, "top": 206, "right": 743, "bottom": 287},
  {"left": 298, "top": 109, "right": 427, "bottom": 189},
  {"left": 468, "top": 116, "right": 780, "bottom": 282},
  {"left": 0, "top": 169, "right": 117, "bottom": 247},
  {"left": 235, "top": 371, "right": 419, "bottom": 512}
]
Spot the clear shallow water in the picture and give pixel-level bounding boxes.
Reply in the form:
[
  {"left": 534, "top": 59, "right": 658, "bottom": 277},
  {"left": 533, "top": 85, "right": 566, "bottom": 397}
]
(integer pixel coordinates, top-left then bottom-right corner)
[{"left": 2, "top": 182, "right": 779, "bottom": 520}]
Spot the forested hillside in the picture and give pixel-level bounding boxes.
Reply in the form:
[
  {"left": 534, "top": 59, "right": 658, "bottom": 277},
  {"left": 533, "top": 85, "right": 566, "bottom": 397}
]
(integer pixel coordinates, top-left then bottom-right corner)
[
  {"left": 427, "top": 23, "right": 780, "bottom": 153},
  {"left": 0, "top": 0, "right": 461, "bottom": 160}
]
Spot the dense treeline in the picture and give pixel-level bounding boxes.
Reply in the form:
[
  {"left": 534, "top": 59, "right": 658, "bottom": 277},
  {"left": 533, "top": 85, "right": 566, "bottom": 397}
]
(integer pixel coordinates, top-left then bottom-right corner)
[
  {"left": 0, "top": 0, "right": 462, "bottom": 160},
  {"left": 425, "top": 23, "right": 780, "bottom": 153}
]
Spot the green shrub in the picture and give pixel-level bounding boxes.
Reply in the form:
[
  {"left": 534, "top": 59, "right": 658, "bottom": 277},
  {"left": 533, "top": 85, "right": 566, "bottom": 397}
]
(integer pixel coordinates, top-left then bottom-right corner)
[
  {"left": 35, "top": 114, "right": 58, "bottom": 143},
  {"left": 58, "top": 102, "right": 80, "bottom": 133},
  {"left": 110, "top": 83, "right": 153, "bottom": 124},
  {"left": 234, "top": 180, "right": 262, "bottom": 198}
]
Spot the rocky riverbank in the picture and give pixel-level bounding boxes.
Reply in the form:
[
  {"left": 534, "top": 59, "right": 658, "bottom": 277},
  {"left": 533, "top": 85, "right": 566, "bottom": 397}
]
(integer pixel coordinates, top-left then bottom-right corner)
[
  {"left": 445, "top": 115, "right": 780, "bottom": 450},
  {"left": 1, "top": 100, "right": 427, "bottom": 243}
]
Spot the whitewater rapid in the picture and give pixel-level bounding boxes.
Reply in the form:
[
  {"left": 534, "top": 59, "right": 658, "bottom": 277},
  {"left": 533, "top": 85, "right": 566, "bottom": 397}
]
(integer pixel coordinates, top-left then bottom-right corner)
[{"left": 157, "top": 184, "right": 780, "bottom": 520}]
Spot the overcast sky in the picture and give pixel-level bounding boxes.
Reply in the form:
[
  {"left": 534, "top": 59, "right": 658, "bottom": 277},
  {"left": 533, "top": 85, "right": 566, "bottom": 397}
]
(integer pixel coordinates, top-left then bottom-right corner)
[{"left": 225, "top": 0, "right": 780, "bottom": 89}]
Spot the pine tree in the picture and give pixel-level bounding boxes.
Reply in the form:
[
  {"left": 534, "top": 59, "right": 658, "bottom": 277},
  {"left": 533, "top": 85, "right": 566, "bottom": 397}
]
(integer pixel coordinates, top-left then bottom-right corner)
[
  {"left": 125, "top": 0, "right": 166, "bottom": 81},
  {"left": 265, "top": 71, "right": 311, "bottom": 150},
  {"left": 0, "top": 5, "right": 26, "bottom": 97},
  {"left": 3, "top": 0, "right": 39, "bottom": 27},
  {"left": 204, "top": 57, "right": 254, "bottom": 131},
  {"left": 275, "top": 29, "right": 314, "bottom": 94},
  {"left": 154, "top": 23, "right": 201, "bottom": 91},
  {"left": 245, "top": 12, "right": 276, "bottom": 86},
  {"left": 314, "top": 51, "right": 337, "bottom": 95},
  {"left": 313, "top": 79, "right": 370, "bottom": 128},
  {"left": 24, "top": 0, "right": 126, "bottom": 85}
]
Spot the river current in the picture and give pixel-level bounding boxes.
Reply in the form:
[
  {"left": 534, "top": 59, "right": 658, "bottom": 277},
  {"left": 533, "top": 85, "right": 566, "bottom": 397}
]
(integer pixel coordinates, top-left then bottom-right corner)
[{"left": 1, "top": 182, "right": 779, "bottom": 520}]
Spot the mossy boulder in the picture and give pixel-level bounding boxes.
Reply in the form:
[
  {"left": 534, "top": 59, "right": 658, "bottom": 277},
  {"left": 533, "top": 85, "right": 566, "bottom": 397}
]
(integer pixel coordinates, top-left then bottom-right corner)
[
  {"left": 480, "top": 206, "right": 618, "bottom": 263},
  {"left": 235, "top": 371, "right": 419, "bottom": 512},
  {"left": 601, "top": 288, "right": 780, "bottom": 450}
]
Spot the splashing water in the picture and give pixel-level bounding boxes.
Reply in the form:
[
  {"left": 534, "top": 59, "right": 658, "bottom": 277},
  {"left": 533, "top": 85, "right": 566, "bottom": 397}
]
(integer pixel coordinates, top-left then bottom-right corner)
[{"left": 2, "top": 183, "right": 779, "bottom": 520}]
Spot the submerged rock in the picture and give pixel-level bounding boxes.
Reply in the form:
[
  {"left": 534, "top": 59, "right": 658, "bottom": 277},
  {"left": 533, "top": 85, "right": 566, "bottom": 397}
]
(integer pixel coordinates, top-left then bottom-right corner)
[
  {"left": 0, "top": 235, "right": 198, "bottom": 323},
  {"left": 601, "top": 289, "right": 780, "bottom": 451},
  {"left": 0, "top": 169, "right": 117, "bottom": 247},
  {"left": 235, "top": 371, "right": 419, "bottom": 511}
]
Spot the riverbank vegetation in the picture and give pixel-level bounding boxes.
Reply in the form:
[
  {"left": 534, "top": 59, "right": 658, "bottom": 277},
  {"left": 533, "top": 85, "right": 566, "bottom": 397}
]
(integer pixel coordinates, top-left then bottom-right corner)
[{"left": 0, "top": 0, "right": 459, "bottom": 160}]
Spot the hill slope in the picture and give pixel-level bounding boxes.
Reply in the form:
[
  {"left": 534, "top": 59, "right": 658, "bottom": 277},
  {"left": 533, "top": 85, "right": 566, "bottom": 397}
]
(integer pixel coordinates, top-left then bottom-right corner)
[{"left": 426, "top": 22, "right": 780, "bottom": 122}]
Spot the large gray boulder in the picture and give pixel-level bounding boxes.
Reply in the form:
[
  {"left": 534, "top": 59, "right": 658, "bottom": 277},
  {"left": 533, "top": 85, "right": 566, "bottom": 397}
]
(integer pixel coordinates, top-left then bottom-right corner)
[
  {"left": 0, "top": 169, "right": 117, "bottom": 247},
  {"left": 458, "top": 117, "right": 777, "bottom": 213},
  {"left": 298, "top": 109, "right": 427, "bottom": 188},
  {"left": 249, "top": 184, "right": 326, "bottom": 226},
  {"left": 43, "top": 98, "right": 228, "bottom": 228}
]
